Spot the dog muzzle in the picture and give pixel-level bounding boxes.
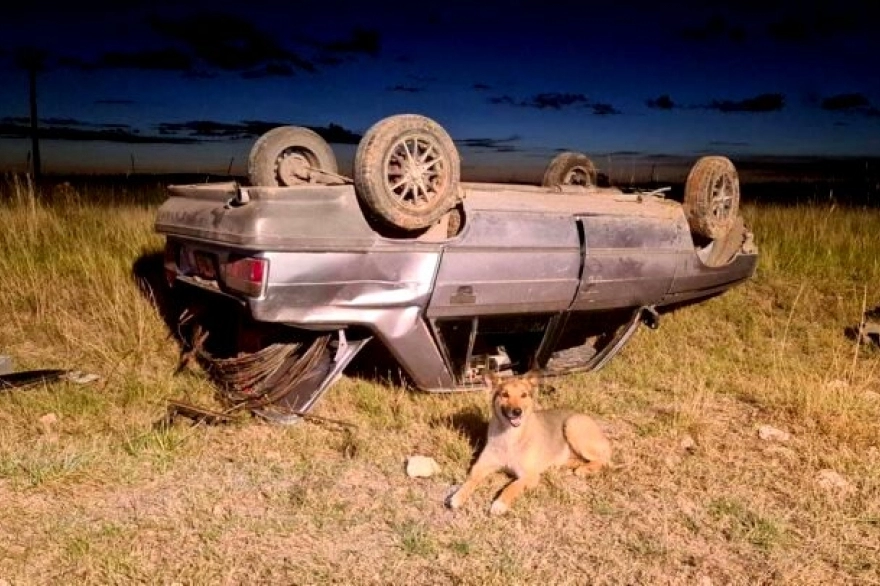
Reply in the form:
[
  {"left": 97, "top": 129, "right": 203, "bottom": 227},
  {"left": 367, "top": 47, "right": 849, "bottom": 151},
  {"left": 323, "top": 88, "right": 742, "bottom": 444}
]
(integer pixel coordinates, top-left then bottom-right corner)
[{"left": 503, "top": 407, "right": 523, "bottom": 427}]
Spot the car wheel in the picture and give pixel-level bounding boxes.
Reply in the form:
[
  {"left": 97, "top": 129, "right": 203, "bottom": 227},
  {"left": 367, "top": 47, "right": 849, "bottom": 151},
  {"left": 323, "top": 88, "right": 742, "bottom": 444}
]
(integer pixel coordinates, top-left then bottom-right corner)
[
  {"left": 247, "top": 126, "right": 338, "bottom": 186},
  {"left": 354, "top": 114, "right": 461, "bottom": 231},
  {"left": 683, "top": 156, "right": 740, "bottom": 240},
  {"left": 541, "top": 152, "right": 597, "bottom": 188}
]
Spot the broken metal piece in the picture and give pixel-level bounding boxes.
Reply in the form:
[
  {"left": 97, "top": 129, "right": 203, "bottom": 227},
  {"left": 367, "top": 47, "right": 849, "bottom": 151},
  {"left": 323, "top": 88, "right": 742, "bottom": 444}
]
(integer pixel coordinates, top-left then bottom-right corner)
[
  {"left": 60, "top": 371, "right": 101, "bottom": 384},
  {"left": 165, "top": 399, "right": 236, "bottom": 425},
  {"left": 0, "top": 369, "right": 68, "bottom": 391}
]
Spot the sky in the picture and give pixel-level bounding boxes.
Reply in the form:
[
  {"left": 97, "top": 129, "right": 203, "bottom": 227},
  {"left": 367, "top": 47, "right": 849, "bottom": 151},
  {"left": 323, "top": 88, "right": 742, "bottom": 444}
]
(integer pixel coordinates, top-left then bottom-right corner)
[{"left": 1, "top": 0, "right": 878, "bottom": 181}]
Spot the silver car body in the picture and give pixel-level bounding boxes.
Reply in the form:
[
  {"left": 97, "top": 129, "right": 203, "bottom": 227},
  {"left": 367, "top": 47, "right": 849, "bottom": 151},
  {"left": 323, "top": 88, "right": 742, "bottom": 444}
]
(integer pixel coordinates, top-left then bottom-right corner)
[{"left": 155, "top": 180, "right": 757, "bottom": 394}]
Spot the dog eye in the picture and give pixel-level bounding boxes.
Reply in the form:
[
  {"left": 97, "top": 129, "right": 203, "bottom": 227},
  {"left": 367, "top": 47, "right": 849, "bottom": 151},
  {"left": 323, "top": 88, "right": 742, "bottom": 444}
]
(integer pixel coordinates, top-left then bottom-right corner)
[{"left": 521, "top": 392, "right": 527, "bottom": 398}]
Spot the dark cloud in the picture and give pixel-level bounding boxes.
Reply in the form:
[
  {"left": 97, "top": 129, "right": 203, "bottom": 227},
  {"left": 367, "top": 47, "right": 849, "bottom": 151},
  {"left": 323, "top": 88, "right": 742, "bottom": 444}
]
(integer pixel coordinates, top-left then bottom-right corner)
[
  {"left": 488, "top": 95, "right": 518, "bottom": 106},
  {"left": 679, "top": 15, "right": 746, "bottom": 42},
  {"left": 646, "top": 95, "right": 676, "bottom": 110},
  {"left": 819, "top": 93, "right": 880, "bottom": 117},
  {"left": 3, "top": 116, "right": 131, "bottom": 130},
  {"left": 387, "top": 85, "right": 423, "bottom": 93},
  {"left": 95, "top": 99, "right": 136, "bottom": 105},
  {"left": 240, "top": 62, "right": 296, "bottom": 79},
  {"left": 489, "top": 92, "right": 620, "bottom": 115},
  {"left": 98, "top": 48, "right": 193, "bottom": 71},
  {"left": 56, "top": 55, "right": 92, "bottom": 70},
  {"left": 320, "top": 28, "right": 381, "bottom": 57},
  {"left": 407, "top": 74, "right": 436, "bottom": 84},
  {"left": 821, "top": 93, "right": 870, "bottom": 111},
  {"left": 156, "top": 120, "right": 260, "bottom": 139},
  {"left": 0, "top": 116, "right": 361, "bottom": 146},
  {"left": 0, "top": 118, "right": 194, "bottom": 144},
  {"left": 768, "top": 10, "right": 863, "bottom": 43},
  {"left": 149, "top": 12, "right": 315, "bottom": 74},
  {"left": 314, "top": 54, "right": 344, "bottom": 67},
  {"left": 155, "top": 120, "right": 362, "bottom": 144},
  {"left": 530, "top": 93, "right": 590, "bottom": 109},
  {"left": 767, "top": 17, "right": 810, "bottom": 43},
  {"left": 473, "top": 83, "right": 491, "bottom": 91},
  {"left": 457, "top": 135, "right": 521, "bottom": 152},
  {"left": 590, "top": 103, "right": 621, "bottom": 116},
  {"left": 676, "top": 4, "right": 868, "bottom": 46},
  {"left": 13, "top": 47, "right": 48, "bottom": 70},
  {"left": 705, "top": 93, "right": 785, "bottom": 113},
  {"left": 489, "top": 92, "right": 589, "bottom": 110},
  {"left": 183, "top": 69, "right": 217, "bottom": 79}
]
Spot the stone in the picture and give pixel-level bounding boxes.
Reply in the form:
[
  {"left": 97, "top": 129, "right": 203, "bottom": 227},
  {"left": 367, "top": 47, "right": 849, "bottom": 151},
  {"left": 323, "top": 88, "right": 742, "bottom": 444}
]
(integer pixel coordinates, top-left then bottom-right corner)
[
  {"left": 816, "top": 469, "right": 854, "bottom": 494},
  {"left": 406, "top": 455, "right": 440, "bottom": 478},
  {"left": 758, "top": 425, "right": 791, "bottom": 442}
]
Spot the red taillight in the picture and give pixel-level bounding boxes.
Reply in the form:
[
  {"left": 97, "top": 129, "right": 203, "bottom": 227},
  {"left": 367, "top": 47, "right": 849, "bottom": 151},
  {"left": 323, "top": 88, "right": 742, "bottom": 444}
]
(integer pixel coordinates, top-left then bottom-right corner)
[
  {"left": 222, "top": 256, "right": 268, "bottom": 297},
  {"left": 163, "top": 241, "right": 178, "bottom": 286}
]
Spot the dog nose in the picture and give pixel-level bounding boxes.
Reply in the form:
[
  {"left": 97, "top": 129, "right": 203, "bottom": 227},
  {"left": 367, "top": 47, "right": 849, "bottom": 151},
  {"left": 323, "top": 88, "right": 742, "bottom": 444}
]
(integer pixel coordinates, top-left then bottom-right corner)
[{"left": 511, "top": 408, "right": 522, "bottom": 417}]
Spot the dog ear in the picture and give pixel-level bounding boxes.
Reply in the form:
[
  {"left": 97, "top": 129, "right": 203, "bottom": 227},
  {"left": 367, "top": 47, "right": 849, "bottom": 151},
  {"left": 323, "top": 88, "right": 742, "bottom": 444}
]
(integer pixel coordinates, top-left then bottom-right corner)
[{"left": 523, "top": 369, "right": 542, "bottom": 388}]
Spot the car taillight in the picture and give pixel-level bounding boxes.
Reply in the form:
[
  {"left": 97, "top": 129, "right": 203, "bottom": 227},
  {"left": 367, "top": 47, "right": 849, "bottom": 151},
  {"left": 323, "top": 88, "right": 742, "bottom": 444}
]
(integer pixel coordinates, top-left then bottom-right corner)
[
  {"left": 163, "top": 241, "right": 179, "bottom": 285},
  {"left": 221, "top": 256, "right": 268, "bottom": 297}
]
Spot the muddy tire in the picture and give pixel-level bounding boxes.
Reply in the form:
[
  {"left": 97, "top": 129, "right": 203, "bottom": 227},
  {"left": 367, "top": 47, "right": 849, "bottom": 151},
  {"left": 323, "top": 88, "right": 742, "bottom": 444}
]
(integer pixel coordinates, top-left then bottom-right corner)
[
  {"left": 354, "top": 114, "right": 460, "bottom": 231},
  {"left": 247, "top": 126, "right": 338, "bottom": 187},
  {"left": 541, "top": 152, "right": 597, "bottom": 188},
  {"left": 684, "top": 156, "right": 740, "bottom": 240}
]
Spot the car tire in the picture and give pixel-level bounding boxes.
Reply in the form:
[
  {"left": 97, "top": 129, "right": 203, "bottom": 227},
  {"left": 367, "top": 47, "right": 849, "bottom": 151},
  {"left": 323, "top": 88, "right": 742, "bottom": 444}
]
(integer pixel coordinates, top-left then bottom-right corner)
[
  {"left": 683, "top": 156, "right": 740, "bottom": 240},
  {"left": 354, "top": 114, "right": 461, "bottom": 231},
  {"left": 247, "top": 126, "right": 338, "bottom": 187},
  {"left": 541, "top": 152, "right": 597, "bottom": 188}
]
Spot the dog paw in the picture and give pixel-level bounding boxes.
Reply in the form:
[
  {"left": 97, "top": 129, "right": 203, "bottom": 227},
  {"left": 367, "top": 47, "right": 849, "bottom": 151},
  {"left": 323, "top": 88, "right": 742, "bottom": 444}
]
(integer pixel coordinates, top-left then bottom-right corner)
[
  {"left": 489, "top": 499, "right": 509, "bottom": 516},
  {"left": 445, "top": 486, "right": 462, "bottom": 509}
]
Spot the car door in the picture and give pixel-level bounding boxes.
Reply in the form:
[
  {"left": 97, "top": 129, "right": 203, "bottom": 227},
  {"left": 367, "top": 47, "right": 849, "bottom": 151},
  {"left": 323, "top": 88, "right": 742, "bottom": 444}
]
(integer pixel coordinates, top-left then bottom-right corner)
[
  {"left": 571, "top": 213, "right": 689, "bottom": 311},
  {"left": 426, "top": 209, "right": 581, "bottom": 319}
]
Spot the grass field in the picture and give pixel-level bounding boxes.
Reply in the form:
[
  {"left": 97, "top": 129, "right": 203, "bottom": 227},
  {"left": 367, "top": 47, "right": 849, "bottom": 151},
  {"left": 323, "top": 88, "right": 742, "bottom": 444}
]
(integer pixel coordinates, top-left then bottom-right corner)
[{"left": 1, "top": 175, "right": 879, "bottom": 585}]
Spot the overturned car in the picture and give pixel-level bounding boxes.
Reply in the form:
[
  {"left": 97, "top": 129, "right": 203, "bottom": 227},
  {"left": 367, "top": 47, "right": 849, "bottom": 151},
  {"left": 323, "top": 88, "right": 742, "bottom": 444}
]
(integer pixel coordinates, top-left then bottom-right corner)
[{"left": 155, "top": 114, "right": 757, "bottom": 422}]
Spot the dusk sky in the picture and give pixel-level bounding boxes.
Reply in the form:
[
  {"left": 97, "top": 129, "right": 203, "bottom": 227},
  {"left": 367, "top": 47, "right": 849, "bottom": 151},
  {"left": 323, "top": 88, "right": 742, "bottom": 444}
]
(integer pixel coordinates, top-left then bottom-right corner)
[{"left": 1, "top": 0, "right": 878, "bottom": 181}]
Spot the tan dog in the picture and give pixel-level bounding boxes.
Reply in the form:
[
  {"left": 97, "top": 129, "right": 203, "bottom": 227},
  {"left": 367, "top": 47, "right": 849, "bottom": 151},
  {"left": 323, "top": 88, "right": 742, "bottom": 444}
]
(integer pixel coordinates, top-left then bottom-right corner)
[{"left": 445, "top": 371, "right": 611, "bottom": 515}]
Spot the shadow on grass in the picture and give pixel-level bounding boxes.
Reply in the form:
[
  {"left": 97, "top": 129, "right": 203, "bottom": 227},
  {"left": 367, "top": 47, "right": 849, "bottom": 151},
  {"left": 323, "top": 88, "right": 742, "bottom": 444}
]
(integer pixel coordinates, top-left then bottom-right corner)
[
  {"left": 431, "top": 406, "right": 487, "bottom": 465},
  {"left": 131, "top": 250, "right": 183, "bottom": 348}
]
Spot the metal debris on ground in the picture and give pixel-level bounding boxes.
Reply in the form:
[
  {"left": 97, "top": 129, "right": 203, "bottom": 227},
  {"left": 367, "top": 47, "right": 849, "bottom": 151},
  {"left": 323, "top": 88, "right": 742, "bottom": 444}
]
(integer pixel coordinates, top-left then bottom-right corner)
[
  {"left": 173, "top": 317, "right": 357, "bottom": 425},
  {"left": 60, "top": 371, "right": 101, "bottom": 384},
  {"left": 0, "top": 369, "right": 68, "bottom": 391},
  {"left": 165, "top": 399, "right": 237, "bottom": 426},
  {"left": 0, "top": 364, "right": 101, "bottom": 391},
  {"left": 181, "top": 323, "right": 330, "bottom": 412}
]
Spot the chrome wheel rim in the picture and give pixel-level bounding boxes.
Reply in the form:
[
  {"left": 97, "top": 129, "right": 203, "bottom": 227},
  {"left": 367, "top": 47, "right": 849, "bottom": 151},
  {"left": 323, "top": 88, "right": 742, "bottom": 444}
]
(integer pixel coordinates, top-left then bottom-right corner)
[{"left": 383, "top": 134, "right": 448, "bottom": 209}]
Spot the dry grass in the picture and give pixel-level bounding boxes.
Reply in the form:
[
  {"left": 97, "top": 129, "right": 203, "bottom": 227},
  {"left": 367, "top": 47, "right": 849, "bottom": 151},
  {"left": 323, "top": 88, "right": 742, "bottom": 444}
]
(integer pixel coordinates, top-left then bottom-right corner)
[{"left": 1, "top": 177, "right": 879, "bottom": 585}]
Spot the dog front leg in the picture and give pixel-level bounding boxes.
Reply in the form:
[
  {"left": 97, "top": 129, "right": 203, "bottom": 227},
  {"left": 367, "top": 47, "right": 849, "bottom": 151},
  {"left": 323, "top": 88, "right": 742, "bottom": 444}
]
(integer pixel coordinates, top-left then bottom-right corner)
[
  {"left": 445, "top": 459, "right": 498, "bottom": 510},
  {"left": 490, "top": 473, "right": 539, "bottom": 516}
]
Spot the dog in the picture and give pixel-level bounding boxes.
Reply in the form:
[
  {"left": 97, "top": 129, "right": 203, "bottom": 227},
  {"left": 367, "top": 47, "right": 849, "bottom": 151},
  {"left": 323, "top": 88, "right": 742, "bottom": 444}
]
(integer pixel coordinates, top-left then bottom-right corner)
[{"left": 445, "top": 371, "right": 611, "bottom": 515}]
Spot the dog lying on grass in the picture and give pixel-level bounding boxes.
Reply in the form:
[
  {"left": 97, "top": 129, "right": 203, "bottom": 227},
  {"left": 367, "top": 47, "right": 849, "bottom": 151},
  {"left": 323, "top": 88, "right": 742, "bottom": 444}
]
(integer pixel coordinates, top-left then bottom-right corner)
[{"left": 445, "top": 371, "right": 611, "bottom": 515}]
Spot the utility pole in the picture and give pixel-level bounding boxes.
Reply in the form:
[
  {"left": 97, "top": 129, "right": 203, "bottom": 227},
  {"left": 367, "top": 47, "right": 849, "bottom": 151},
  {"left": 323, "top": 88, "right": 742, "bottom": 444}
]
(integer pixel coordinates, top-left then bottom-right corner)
[
  {"left": 16, "top": 48, "right": 45, "bottom": 183},
  {"left": 28, "top": 63, "right": 41, "bottom": 183}
]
